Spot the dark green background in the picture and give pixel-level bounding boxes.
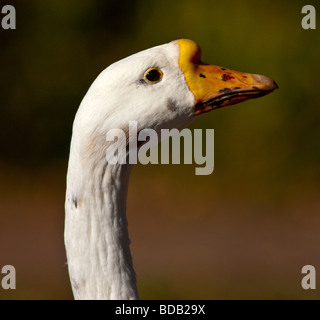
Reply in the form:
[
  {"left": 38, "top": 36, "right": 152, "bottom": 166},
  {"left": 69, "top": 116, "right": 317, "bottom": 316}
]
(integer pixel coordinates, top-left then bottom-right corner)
[{"left": 0, "top": 0, "right": 319, "bottom": 299}]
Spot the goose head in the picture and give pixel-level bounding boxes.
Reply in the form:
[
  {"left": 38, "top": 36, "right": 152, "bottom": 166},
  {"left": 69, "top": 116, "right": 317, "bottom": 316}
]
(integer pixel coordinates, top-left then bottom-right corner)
[{"left": 73, "top": 39, "right": 277, "bottom": 144}]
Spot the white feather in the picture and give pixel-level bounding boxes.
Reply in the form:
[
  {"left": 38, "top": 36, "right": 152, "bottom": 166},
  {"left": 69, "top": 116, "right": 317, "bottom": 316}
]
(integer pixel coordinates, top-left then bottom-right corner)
[{"left": 65, "top": 40, "right": 196, "bottom": 300}]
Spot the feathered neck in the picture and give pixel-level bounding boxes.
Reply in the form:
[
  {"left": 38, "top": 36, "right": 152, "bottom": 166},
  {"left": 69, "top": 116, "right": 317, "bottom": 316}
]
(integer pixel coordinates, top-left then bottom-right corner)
[{"left": 64, "top": 132, "right": 138, "bottom": 300}]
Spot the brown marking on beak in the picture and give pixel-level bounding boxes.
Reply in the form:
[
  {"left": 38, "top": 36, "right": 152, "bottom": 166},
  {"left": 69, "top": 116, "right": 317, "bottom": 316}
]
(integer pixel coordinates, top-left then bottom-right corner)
[
  {"left": 177, "top": 39, "right": 278, "bottom": 116},
  {"left": 194, "top": 65, "right": 278, "bottom": 115}
]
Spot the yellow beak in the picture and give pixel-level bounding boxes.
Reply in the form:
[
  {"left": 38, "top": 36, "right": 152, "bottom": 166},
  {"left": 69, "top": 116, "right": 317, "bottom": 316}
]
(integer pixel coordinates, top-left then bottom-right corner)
[{"left": 177, "top": 39, "right": 278, "bottom": 115}]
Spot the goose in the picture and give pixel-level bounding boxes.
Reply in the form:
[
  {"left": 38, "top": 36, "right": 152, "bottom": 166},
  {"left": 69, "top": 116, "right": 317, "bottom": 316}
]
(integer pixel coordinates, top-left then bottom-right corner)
[{"left": 64, "top": 39, "right": 277, "bottom": 300}]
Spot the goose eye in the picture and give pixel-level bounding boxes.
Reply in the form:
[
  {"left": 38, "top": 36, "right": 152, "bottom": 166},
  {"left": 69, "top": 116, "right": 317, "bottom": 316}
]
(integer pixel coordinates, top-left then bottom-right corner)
[{"left": 144, "top": 68, "right": 163, "bottom": 83}]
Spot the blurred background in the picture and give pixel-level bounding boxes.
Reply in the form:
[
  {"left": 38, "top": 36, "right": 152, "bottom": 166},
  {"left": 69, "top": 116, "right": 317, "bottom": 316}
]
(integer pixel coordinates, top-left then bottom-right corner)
[{"left": 0, "top": 0, "right": 319, "bottom": 299}]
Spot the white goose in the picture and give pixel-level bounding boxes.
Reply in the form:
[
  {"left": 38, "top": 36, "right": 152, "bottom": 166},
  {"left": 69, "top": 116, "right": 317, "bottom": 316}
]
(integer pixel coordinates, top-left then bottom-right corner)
[{"left": 65, "top": 39, "right": 277, "bottom": 300}]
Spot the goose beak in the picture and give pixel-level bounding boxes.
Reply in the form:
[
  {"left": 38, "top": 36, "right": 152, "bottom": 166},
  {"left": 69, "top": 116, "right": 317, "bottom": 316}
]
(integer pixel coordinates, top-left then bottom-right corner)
[{"left": 177, "top": 39, "right": 278, "bottom": 115}]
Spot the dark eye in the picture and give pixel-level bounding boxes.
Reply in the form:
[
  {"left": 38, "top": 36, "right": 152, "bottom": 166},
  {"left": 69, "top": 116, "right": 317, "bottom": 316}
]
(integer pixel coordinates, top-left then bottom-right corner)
[{"left": 144, "top": 68, "right": 163, "bottom": 83}]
